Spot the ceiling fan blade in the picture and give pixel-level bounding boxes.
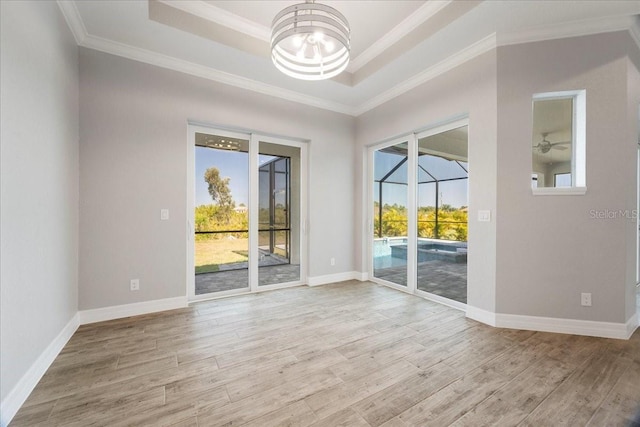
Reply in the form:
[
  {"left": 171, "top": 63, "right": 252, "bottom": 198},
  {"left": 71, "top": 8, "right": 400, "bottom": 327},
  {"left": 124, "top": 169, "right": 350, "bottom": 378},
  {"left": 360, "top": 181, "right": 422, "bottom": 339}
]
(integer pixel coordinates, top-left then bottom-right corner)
[{"left": 552, "top": 145, "right": 568, "bottom": 150}]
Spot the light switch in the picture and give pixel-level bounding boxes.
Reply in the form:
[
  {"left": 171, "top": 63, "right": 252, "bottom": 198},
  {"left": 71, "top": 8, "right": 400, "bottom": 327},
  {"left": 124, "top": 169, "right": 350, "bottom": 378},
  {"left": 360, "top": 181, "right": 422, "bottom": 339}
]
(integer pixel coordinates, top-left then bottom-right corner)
[
  {"left": 160, "top": 209, "right": 169, "bottom": 220},
  {"left": 478, "top": 210, "right": 491, "bottom": 222}
]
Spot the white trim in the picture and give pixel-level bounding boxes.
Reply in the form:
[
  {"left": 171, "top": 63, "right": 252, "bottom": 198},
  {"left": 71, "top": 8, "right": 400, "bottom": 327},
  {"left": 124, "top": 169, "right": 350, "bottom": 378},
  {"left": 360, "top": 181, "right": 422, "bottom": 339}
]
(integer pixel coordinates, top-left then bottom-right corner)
[
  {"left": 79, "top": 34, "right": 357, "bottom": 116},
  {"left": 186, "top": 125, "right": 254, "bottom": 302},
  {"left": 626, "top": 312, "right": 639, "bottom": 339},
  {"left": 157, "top": 0, "right": 271, "bottom": 42},
  {"left": 249, "top": 133, "right": 260, "bottom": 293},
  {"left": 499, "top": 15, "right": 635, "bottom": 47},
  {"left": 257, "top": 281, "right": 304, "bottom": 292},
  {"left": 466, "top": 305, "right": 497, "bottom": 326},
  {"left": 355, "top": 33, "right": 497, "bottom": 116},
  {"left": 495, "top": 312, "right": 636, "bottom": 340},
  {"left": 78, "top": 297, "right": 187, "bottom": 324},
  {"left": 56, "top": 0, "right": 86, "bottom": 44},
  {"left": 58, "top": 1, "right": 640, "bottom": 118},
  {"left": 0, "top": 314, "right": 79, "bottom": 427},
  {"left": 347, "top": 0, "right": 451, "bottom": 73},
  {"left": 407, "top": 134, "right": 418, "bottom": 295},
  {"left": 186, "top": 125, "right": 309, "bottom": 300},
  {"left": 637, "top": 143, "right": 640, "bottom": 285},
  {"left": 160, "top": 0, "right": 452, "bottom": 75},
  {"left": 415, "top": 117, "right": 470, "bottom": 140},
  {"left": 307, "top": 271, "right": 359, "bottom": 286},
  {"left": 370, "top": 278, "right": 414, "bottom": 295},
  {"left": 532, "top": 187, "right": 587, "bottom": 196},
  {"left": 189, "top": 287, "right": 252, "bottom": 303},
  {"left": 354, "top": 271, "right": 369, "bottom": 281},
  {"left": 416, "top": 290, "right": 467, "bottom": 312}
]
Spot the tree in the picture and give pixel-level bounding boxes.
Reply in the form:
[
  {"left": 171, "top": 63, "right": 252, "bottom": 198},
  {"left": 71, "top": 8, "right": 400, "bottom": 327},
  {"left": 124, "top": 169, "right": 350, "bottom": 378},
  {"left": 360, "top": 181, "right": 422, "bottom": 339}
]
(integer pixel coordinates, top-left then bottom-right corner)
[{"left": 204, "top": 167, "right": 235, "bottom": 222}]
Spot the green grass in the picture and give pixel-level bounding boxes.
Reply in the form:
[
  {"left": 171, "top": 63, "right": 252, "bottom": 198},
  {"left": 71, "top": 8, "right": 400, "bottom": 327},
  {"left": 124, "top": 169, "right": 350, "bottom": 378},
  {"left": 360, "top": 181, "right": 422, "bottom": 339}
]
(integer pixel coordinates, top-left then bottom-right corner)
[
  {"left": 195, "top": 238, "right": 248, "bottom": 273},
  {"left": 195, "top": 264, "right": 220, "bottom": 274}
]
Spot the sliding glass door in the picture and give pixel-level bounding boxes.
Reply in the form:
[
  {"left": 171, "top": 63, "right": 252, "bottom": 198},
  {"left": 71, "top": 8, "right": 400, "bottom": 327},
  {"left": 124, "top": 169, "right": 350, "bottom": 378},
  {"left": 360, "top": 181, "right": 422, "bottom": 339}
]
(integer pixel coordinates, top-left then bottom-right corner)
[
  {"left": 372, "top": 138, "right": 411, "bottom": 289},
  {"left": 193, "top": 131, "right": 250, "bottom": 296},
  {"left": 415, "top": 125, "right": 468, "bottom": 305},
  {"left": 258, "top": 140, "right": 301, "bottom": 286},
  {"left": 188, "top": 126, "right": 306, "bottom": 301},
  {"left": 369, "top": 121, "right": 468, "bottom": 307}
]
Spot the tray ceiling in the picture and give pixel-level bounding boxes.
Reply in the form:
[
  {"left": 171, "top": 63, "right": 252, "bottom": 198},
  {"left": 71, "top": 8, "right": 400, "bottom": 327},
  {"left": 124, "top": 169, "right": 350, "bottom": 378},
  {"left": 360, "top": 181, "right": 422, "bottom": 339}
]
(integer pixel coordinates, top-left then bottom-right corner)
[{"left": 58, "top": 0, "right": 640, "bottom": 116}]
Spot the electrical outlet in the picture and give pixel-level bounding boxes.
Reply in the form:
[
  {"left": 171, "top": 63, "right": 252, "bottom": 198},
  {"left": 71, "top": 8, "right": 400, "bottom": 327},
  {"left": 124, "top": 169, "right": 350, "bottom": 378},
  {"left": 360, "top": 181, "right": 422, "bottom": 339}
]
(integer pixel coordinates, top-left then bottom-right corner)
[
  {"left": 130, "top": 279, "right": 140, "bottom": 291},
  {"left": 581, "top": 292, "right": 592, "bottom": 307},
  {"left": 330, "top": 257, "right": 335, "bottom": 266}
]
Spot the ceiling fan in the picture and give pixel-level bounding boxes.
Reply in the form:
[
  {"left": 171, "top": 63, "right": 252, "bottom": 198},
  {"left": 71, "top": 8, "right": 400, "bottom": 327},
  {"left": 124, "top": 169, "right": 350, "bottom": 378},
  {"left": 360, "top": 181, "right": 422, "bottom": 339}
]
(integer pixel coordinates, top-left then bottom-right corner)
[{"left": 533, "top": 133, "right": 570, "bottom": 154}]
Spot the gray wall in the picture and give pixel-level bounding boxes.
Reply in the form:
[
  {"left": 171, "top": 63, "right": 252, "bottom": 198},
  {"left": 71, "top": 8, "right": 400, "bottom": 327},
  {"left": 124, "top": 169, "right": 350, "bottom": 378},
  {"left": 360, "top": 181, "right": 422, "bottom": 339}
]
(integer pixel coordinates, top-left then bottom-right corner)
[
  {"left": 626, "top": 56, "right": 640, "bottom": 321},
  {"left": 79, "top": 49, "right": 355, "bottom": 310},
  {"left": 355, "top": 51, "right": 499, "bottom": 314},
  {"left": 496, "top": 32, "right": 637, "bottom": 323},
  {"left": 1, "top": 1, "right": 79, "bottom": 403}
]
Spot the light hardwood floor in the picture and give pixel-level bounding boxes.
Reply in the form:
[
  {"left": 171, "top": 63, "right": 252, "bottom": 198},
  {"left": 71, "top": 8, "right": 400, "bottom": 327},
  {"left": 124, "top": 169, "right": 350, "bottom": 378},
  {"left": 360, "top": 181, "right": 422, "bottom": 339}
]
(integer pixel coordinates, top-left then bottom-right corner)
[{"left": 10, "top": 281, "right": 640, "bottom": 426}]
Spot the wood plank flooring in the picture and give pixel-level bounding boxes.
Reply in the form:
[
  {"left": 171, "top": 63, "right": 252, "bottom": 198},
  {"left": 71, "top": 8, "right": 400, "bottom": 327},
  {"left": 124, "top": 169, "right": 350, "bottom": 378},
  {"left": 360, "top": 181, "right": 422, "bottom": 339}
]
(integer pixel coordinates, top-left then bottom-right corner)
[{"left": 10, "top": 281, "right": 640, "bottom": 426}]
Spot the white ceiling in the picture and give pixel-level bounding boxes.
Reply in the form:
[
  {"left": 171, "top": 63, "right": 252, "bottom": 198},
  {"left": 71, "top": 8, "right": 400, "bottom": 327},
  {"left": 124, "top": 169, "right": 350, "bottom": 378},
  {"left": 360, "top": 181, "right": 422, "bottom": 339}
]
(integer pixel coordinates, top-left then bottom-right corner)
[{"left": 60, "top": 0, "right": 640, "bottom": 116}]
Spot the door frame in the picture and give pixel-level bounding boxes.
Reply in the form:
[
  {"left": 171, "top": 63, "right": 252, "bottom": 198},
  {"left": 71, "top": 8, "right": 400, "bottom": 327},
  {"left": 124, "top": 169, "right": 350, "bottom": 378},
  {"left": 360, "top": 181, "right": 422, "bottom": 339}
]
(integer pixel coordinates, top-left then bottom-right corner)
[
  {"left": 412, "top": 118, "right": 469, "bottom": 310},
  {"left": 367, "top": 117, "right": 469, "bottom": 309},
  {"left": 187, "top": 123, "right": 308, "bottom": 302},
  {"left": 636, "top": 105, "right": 639, "bottom": 289},
  {"left": 252, "top": 133, "right": 308, "bottom": 294},
  {"left": 367, "top": 133, "right": 417, "bottom": 295}
]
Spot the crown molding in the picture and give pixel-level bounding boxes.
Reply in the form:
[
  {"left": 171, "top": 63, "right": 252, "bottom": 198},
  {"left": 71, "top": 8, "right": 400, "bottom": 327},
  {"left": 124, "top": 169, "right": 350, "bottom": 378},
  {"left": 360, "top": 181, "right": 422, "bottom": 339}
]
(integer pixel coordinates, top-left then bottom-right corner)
[
  {"left": 80, "top": 33, "right": 357, "bottom": 116},
  {"left": 56, "top": 0, "right": 87, "bottom": 44},
  {"left": 354, "top": 33, "right": 497, "bottom": 116},
  {"left": 57, "top": 1, "right": 640, "bottom": 118},
  {"left": 157, "top": 0, "right": 270, "bottom": 42},
  {"left": 498, "top": 14, "right": 635, "bottom": 47},
  {"left": 348, "top": 0, "right": 452, "bottom": 73}
]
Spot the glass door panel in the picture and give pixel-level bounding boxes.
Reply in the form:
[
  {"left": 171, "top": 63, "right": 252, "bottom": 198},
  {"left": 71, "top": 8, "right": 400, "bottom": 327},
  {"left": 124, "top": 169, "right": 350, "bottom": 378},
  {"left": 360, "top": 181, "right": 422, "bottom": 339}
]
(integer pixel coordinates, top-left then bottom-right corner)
[
  {"left": 258, "top": 141, "right": 301, "bottom": 286},
  {"left": 416, "top": 125, "right": 468, "bottom": 303},
  {"left": 373, "top": 141, "right": 409, "bottom": 287},
  {"left": 194, "top": 132, "right": 250, "bottom": 295}
]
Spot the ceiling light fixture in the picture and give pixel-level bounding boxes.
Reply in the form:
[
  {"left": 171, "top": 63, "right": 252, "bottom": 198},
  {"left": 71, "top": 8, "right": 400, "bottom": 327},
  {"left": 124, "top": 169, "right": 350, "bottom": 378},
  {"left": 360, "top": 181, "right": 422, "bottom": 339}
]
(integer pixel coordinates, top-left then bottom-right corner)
[{"left": 271, "top": 0, "right": 350, "bottom": 81}]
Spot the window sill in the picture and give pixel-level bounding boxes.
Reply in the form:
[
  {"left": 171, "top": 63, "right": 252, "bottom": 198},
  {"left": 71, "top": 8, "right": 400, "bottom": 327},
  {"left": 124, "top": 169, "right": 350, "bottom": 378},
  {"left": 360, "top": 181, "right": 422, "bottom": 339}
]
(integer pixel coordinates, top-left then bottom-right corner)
[{"left": 532, "top": 187, "right": 587, "bottom": 196}]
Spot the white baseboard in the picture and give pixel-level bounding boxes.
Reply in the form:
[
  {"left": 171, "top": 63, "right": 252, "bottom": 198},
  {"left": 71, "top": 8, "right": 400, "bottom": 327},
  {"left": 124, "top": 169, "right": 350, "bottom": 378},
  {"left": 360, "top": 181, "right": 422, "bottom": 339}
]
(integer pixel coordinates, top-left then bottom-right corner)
[
  {"left": 354, "top": 271, "right": 369, "bottom": 281},
  {"left": 466, "top": 306, "right": 637, "bottom": 340},
  {"left": 625, "top": 312, "right": 639, "bottom": 339},
  {"left": 78, "top": 296, "right": 188, "bottom": 324},
  {"left": 307, "top": 271, "right": 360, "bottom": 287},
  {"left": 1, "top": 313, "right": 79, "bottom": 427},
  {"left": 466, "top": 305, "right": 497, "bottom": 326},
  {"left": 495, "top": 312, "right": 635, "bottom": 340}
]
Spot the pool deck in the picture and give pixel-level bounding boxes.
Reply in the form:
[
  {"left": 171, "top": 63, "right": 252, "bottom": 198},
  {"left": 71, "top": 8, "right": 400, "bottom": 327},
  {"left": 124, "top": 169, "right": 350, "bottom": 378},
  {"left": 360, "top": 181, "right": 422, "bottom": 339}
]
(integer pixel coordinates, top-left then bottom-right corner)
[
  {"left": 374, "top": 259, "right": 467, "bottom": 304},
  {"left": 196, "top": 264, "right": 301, "bottom": 294}
]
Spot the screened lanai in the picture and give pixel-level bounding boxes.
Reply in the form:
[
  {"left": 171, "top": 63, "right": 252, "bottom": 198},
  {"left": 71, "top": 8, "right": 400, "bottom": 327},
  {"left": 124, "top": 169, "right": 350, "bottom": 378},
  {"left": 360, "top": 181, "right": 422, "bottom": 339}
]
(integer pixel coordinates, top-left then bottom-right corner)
[{"left": 372, "top": 126, "right": 469, "bottom": 304}]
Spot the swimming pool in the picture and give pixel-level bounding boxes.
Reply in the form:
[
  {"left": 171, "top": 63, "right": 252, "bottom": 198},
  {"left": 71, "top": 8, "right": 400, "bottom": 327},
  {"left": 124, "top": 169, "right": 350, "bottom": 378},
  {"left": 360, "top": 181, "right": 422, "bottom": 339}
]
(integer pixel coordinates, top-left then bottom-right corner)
[
  {"left": 373, "top": 238, "right": 467, "bottom": 268},
  {"left": 373, "top": 238, "right": 407, "bottom": 269}
]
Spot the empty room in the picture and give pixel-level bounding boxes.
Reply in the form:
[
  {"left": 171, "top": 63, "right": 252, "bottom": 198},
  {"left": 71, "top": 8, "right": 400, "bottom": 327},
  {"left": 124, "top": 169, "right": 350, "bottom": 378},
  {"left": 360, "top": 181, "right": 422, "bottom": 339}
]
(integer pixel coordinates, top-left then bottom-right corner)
[{"left": 2, "top": 0, "right": 640, "bottom": 426}]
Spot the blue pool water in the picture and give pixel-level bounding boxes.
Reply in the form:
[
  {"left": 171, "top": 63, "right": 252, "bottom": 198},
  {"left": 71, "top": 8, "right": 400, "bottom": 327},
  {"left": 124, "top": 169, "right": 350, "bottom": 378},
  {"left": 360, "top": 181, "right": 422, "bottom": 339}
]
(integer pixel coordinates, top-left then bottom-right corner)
[
  {"left": 373, "top": 238, "right": 467, "bottom": 269},
  {"left": 373, "top": 238, "right": 407, "bottom": 269}
]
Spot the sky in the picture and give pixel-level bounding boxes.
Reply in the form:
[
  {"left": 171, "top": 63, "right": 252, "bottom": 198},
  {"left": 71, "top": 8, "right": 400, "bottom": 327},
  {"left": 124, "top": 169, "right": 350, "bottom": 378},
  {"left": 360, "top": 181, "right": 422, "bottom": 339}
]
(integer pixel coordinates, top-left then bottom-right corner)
[
  {"left": 195, "top": 147, "right": 249, "bottom": 207},
  {"left": 195, "top": 147, "right": 278, "bottom": 207},
  {"left": 196, "top": 146, "right": 468, "bottom": 209}
]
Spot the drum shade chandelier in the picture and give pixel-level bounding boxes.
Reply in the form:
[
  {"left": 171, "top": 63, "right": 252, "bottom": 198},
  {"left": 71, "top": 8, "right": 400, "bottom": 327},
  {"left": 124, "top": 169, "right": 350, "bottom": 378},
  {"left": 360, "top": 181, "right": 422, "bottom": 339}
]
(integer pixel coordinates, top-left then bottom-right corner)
[{"left": 270, "top": 0, "right": 351, "bottom": 81}]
